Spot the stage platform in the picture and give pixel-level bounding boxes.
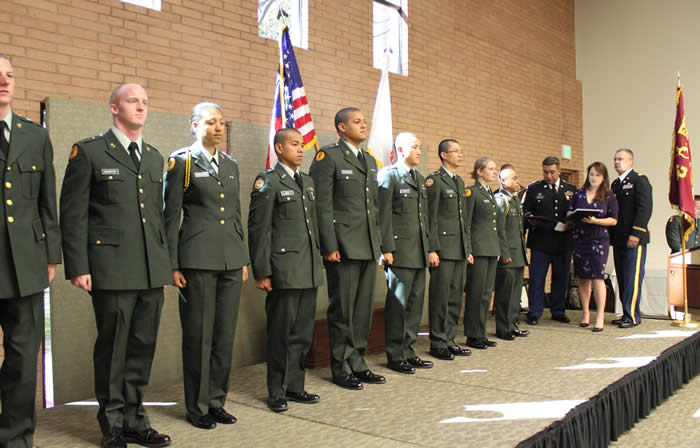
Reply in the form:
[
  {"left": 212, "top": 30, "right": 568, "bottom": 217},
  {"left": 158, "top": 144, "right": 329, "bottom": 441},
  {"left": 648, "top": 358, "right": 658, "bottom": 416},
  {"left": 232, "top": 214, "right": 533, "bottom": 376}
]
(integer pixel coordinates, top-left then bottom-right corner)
[{"left": 33, "top": 311, "right": 700, "bottom": 447}]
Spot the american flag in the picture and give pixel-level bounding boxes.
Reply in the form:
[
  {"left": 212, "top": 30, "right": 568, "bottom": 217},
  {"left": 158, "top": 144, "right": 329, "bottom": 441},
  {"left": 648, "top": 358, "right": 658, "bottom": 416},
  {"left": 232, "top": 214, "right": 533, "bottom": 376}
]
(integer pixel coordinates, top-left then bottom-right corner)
[{"left": 267, "top": 26, "right": 318, "bottom": 168}]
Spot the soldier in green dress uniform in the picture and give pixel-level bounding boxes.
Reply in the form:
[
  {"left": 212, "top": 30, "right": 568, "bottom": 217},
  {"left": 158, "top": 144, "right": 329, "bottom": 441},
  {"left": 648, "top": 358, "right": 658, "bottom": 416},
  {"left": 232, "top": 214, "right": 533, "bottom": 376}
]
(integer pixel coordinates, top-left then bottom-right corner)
[
  {"left": 493, "top": 165, "right": 529, "bottom": 340},
  {"left": 309, "top": 108, "right": 385, "bottom": 390},
  {"left": 0, "top": 53, "right": 61, "bottom": 448},
  {"left": 248, "top": 128, "right": 323, "bottom": 412},
  {"left": 163, "top": 103, "right": 249, "bottom": 430},
  {"left": 463, "top": 157, "right": 504, "bottom": 350},
  {"left": 425, "top": 139, "right": 472, "bottom": 361},
  {"left": 61, "top": 84, "right": 171, "bottom": 448},
  {"left": 378, "top": 133, "right": 433, "bottom": 374}
]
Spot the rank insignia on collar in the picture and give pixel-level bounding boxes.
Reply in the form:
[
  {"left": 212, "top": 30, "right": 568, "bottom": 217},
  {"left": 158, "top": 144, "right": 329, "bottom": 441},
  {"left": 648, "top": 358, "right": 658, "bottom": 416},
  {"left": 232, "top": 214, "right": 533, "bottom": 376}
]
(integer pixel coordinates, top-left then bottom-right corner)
[
  {"left": 315, "top": 151, "right": 325, "bottom": 162},
  {"left": 16, "top": 122, "right": 22, "bottom": 128},
  {"left": 254, "top": 176, "right": 265, "bottom": 190},
  {"left": 425, "top": 177, "right": 434, "bottom": 187},
  {"left": 109, "top": 142, "right": 116, "bottom": 149}
]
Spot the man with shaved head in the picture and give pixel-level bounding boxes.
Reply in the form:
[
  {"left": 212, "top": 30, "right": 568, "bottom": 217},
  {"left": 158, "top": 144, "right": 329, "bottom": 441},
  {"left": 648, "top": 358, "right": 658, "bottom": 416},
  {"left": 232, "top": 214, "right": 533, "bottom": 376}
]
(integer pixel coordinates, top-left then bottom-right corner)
[{"left": 60, "top": 84, "right": 172, "bottom": 448}]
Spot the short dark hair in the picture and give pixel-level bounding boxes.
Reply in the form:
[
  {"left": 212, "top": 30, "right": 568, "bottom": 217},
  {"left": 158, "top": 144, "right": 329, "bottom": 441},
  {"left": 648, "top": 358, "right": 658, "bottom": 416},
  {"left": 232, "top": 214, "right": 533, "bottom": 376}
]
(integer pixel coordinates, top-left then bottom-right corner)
[
  {"left": 542, "top": 156, "right": 560, "bottom": 167},
  {"left": 500, "top": 163, "right": 514, "bottom": 171},
  {"left": 334, "top": 107, "right": 361, "bottom": 134},
  {"left": 273, "top": 127, "right": 301, "bottom": 148},
  {"left": 616, "top": 148, "right": 634, "bottom": 158},
  {"left": 438, "top": 139, "right": 458, "bottom": 161}
]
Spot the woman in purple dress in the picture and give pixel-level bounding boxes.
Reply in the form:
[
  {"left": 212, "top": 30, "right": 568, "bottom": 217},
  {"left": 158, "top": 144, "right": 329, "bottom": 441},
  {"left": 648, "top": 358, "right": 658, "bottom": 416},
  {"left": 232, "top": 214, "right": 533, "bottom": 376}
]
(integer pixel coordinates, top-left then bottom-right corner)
[{"left": 568, "top": 162, "right": 618, "bottom": 331}]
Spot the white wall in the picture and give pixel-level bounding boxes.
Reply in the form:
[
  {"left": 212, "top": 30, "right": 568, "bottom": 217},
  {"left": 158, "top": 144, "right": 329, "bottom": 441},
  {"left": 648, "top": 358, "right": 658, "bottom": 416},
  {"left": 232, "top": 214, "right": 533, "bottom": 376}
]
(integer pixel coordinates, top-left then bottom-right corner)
[{"left": 576, "top": 0, "right": 700, "bottom": 270}]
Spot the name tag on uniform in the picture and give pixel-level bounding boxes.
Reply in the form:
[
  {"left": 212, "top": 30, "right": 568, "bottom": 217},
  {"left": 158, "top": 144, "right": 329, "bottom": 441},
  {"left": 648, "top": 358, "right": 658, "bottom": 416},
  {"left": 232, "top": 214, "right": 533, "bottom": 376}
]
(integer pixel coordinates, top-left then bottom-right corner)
[
  {"left": 101, "top": 168, "right": 119, "bottom": 175},
  {"left": 341, "top": 169, "right": 353, "bottom": 175},
  {"left": 281, "top": 190, "right": 295, "bottom": 197},
  {"left": 623, "top": 184, "right": 633, "bottom": 189},
  {"left": 483, "top": 199, "right": 491, "bottom": 203},
  {"left": 446, "top": 189, "right": 455, "bottom": 194},
  {"left": 399, "top": 188, "right": 411, "bottom": 194},
  {"left": 194, "top": 171, "right": 209, "bottom": 178}
]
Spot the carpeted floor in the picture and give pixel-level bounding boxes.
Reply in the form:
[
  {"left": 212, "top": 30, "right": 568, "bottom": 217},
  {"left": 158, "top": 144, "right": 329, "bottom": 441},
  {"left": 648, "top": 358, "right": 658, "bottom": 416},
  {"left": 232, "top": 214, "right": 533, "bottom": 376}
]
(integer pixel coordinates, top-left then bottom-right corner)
[{"left": 33, "top": 311, "right": 700, "bottom": 447}]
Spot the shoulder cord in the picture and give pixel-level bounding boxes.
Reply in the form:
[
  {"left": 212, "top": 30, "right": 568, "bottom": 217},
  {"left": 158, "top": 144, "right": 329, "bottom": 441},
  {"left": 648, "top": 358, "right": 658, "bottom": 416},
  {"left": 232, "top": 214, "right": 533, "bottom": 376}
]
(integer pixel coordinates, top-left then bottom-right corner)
[{"left": 184, "top": 149, "right": 191, "bottom": 192}]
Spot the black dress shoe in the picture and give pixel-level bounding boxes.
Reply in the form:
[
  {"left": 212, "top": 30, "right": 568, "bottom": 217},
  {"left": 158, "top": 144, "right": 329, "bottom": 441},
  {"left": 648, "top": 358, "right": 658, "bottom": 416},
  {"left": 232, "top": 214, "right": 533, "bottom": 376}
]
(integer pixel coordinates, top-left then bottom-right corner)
[
  {"left": 268, "top": 397, "right": 288, "bottom": 412},
  {"left": 387, "top": 360, "right": 416, "bottom": 374},
  {"left": 285, "top": 391, "right": 320, "bottom": 403},
  {"left": 611, "top": 318, "right": 623, "bottom": 325},
  {"left": 552, "top": 314, "right": 571, "bottom": 323},
  {"left": 186, "top": 414, "right": 217, "bottom": 430},
  {"left": 333, "top": 374, "right": 363, "bottom": 390},
  {"left": 512, "top": 329, "right": 529, "bottom": 337},
  {"left": 354, "top": 370, "right": 386, "bottom": 384},
  {"left": 124, "top": 428, "right": 171, "bottom": 447},
  {"left": 617, "top": 320, "right": 639, "bottom": 328},
  {"left": 592, "top": 327, "right": 604, "bottom": 332},
  {"left": 209, "top": 407, "right": 236, "bottom": 424},
  {"left": 466, "top": 338, "right": 488, "bottom": 349},
  {"left": 407, "top": 357, "right": 433, "bottom": 368},
  {"left": 102, "top": 429, "right": 127, "bottom": 448},
  {"left": 496, "top": 332, "right": 515, "bottom": 341},
  {"left": 483, "top": 338, "right": 497, "bottom": 347},
  {"left": 526, "top": 316, "right": 538, "bottom": 325},
  {"left": 448, "top": 345, "right": 472, "bottom": 356},
  {"left": 430, "top": 347, "right": 455, "bottom": 360}
]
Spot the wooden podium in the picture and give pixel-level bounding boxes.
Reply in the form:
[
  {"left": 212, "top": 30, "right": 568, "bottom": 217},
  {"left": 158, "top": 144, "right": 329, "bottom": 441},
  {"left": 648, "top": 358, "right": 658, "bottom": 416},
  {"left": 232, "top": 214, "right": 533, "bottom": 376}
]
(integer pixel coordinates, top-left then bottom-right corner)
[{"left": 667, "top": 246, "right": 700, "bottom": 313}]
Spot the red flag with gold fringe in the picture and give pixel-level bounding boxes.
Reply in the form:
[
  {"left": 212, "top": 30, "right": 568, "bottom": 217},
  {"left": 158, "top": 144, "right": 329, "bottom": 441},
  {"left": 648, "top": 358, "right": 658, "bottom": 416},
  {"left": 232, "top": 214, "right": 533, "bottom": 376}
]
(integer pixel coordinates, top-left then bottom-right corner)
[{"left": 669, "top": 84, "right": 695, "bottom": 240}]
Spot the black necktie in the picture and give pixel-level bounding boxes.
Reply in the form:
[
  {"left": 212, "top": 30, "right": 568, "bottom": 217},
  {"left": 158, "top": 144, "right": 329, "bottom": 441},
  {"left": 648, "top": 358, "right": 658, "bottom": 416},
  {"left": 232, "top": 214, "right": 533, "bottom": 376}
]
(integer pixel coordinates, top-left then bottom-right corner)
[
  {"left": 294, "top": 172, "right": 303, "bottom": 190},
  {"left": 210, "top": 155, "right": 218, "bottom": 174},
  {"left": 0, "top": 122, "right": 9, "bottom": 157},
  {"left": 409, "top": 169, "right": 416, "bottom": 183},
  {"left": 128, "top": 142, "right": 140, "bottom": 170}
]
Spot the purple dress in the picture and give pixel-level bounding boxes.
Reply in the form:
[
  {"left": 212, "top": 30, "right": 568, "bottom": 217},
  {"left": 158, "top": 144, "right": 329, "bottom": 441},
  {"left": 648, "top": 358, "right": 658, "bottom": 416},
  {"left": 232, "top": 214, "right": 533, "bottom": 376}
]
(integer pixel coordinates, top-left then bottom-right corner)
[{"left": 568, "top": 189, "right": 619, "bottom": 279}]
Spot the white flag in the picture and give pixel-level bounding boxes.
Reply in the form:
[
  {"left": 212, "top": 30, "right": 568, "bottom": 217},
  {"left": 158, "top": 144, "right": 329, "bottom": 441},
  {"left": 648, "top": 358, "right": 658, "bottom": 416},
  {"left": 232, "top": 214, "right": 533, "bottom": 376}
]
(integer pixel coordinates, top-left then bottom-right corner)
[{"left": 366, "top": 57, "right": 394, "bottom": 168}]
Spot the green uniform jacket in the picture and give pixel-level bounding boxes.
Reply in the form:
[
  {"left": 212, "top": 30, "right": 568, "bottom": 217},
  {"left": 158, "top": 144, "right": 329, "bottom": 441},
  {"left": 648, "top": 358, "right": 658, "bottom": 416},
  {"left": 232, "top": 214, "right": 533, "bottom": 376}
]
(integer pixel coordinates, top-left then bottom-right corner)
[
  {"left": 425, "top": 166, "right": 471, "bottom": 260},
  {"left": 0, "top": 113, "right": 61, "bottom": 298},
  {"left": 60, "top": 130, "right": 171, "bottom": 290},
  {"left": 248, "top": 163, "right": 323, "bottom": 289},
  {"left": 665, "top": 215, "right": 700, "bottom": 253},
  {"left": 494, "top": 188, "right": 528, "bottom": 268},
  {"left": 163, "top": 145, "right": 249, "bottom": 271},
  {"left": 377, "top": 164, "right": 429, "bottom": 268},
  {"left": 308, "top": 140, "right": 381, "bottom": 260},
  {"left": 465, "top": 182, "right": 504, "bottom": 258}
]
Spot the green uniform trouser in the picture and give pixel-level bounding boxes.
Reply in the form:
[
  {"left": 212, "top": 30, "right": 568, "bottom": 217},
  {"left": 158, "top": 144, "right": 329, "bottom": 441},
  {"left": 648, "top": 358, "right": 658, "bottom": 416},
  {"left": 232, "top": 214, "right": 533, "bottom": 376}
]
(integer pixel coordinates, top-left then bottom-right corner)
[
  {"left": 265, "top": 288, "right": 317, "bottom": 399},
  {"left": 325, "top": 259, "right": 376, "bottom": 379},
  {"left": 464, "top": 256, "right": 497, "bottom": 339},
  {"left": 384, "top": 266, "right": 426, "bottom": 362},
  {"left": 92, "top": 288, "right": 164, "bottom": 435},
  {"left": 428, "top": 259, "right": 466, "bottom": 349},
  {"left": 0, "top": 292, "right": 43, "bottom": 448},
  {"left": 179, "top": 269, "right": 242, "bottom": 418},
  {"left": 494, "top": 267, "right": 524, "bottom": 335}
]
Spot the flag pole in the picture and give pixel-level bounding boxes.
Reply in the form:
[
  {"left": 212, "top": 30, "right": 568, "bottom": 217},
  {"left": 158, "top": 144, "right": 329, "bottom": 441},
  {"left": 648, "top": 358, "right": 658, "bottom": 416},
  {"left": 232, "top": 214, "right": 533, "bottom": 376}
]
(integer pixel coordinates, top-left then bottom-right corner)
[{"left": 671, "top": 73, "right": 699, "bottom": 328}]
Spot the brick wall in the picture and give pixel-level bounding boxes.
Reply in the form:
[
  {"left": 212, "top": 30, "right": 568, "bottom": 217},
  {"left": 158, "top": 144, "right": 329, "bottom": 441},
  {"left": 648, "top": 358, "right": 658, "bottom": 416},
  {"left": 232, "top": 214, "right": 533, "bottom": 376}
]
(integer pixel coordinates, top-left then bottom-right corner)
[
  {"left": 1, "top": 0, "right": 583, "bottom": 400},
  {"left": 1, "top": 0, "right": 582, "bottom": 180}
]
